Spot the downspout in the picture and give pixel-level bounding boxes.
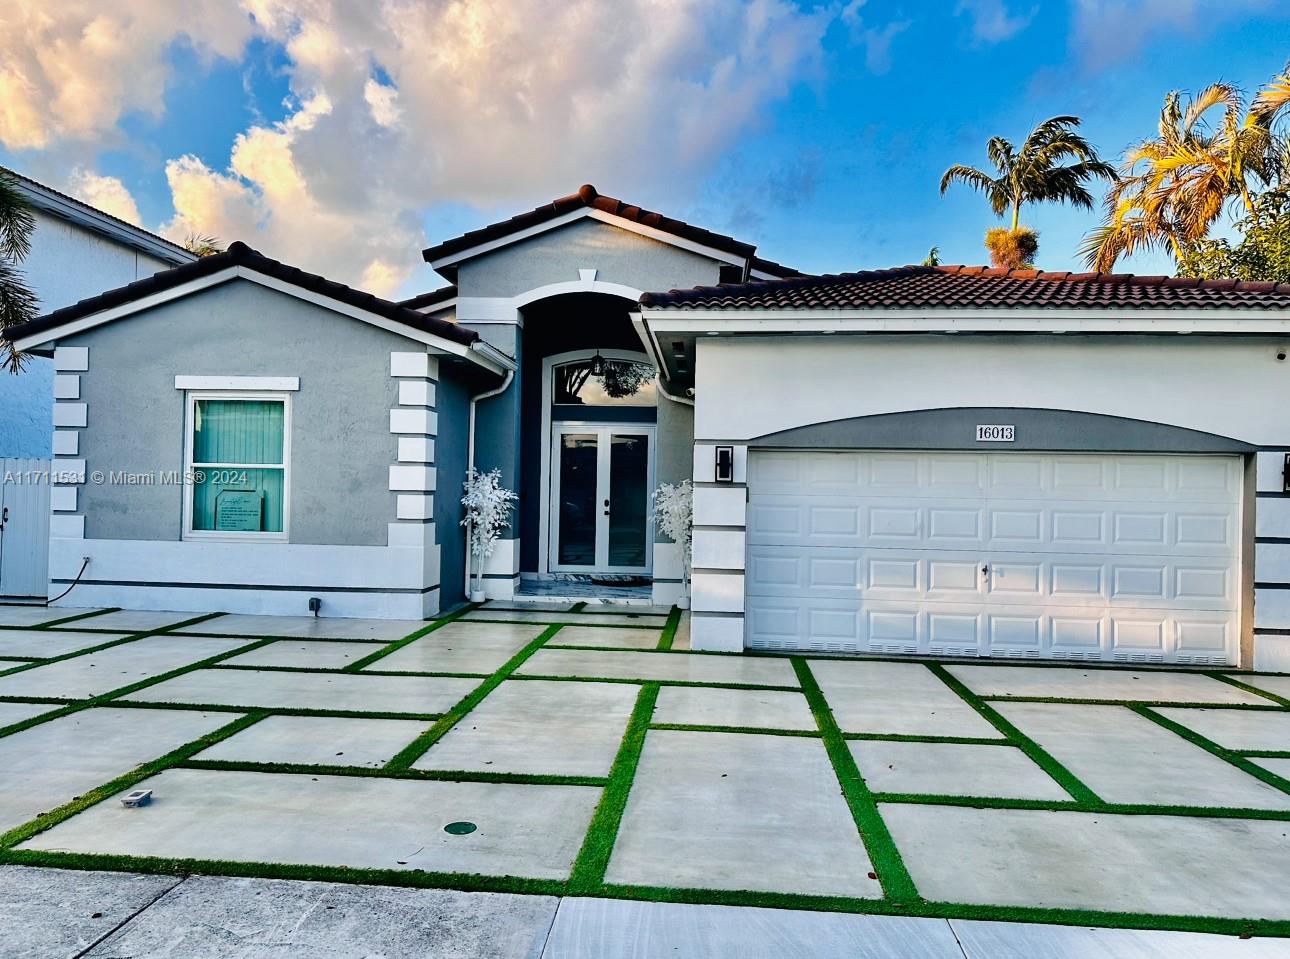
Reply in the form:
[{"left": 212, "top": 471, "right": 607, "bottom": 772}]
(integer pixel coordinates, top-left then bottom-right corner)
[
  {"left": 655, "top": 375, "right": 694, "bottom": 407},
  {"left": 465, "top": 362, "right": 514, "bottom": 601}
]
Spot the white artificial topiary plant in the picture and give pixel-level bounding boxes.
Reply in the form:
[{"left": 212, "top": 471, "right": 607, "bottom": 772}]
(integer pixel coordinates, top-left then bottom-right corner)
[
  {"left": 461, "top": 467, "right": 518, "bottom": 601},
  {"left": 651, "top": 479, "right": 693, "bottom": 606}
]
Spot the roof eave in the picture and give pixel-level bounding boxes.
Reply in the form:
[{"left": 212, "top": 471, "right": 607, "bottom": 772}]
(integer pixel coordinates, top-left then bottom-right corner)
[{"left": 13, "top": 176, "right": 195, "bottom": 266}]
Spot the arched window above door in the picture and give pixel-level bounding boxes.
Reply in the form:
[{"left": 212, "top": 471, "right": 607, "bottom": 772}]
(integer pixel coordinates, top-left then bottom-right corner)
[{"left": 553, "top": 356, "right": 657, "bottom": 407}]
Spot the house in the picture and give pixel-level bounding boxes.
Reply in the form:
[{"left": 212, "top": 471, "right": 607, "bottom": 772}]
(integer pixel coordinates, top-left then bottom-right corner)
[
  {"left": 0, "top": 170, "right": 194, "bottom": 600},
  {"left": 9, "top": 185, "right": 1290, "bottom": 671},
  {"left": 0, "top": 170, "right": 196, "bottom": 459}
]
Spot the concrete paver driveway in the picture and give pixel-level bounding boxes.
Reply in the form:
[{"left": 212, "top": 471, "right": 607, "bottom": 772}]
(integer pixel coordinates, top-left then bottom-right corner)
[{"left": 3, "top": 601, "right": 1290, "bottom": 944}]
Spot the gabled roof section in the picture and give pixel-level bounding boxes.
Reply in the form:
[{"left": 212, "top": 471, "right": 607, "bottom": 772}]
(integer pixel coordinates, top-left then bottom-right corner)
[
  {"left": 10, "top": 241, "right": 479, "bottom": 349},
  {"left": 5, "top": 167, "right": 194, "bottom": 266},
  {"left": 640, "top": 264, "right": 1290, "bottom": 311},
  {"left": 422, "top": 184, "right": 759, "bottom": 280}
]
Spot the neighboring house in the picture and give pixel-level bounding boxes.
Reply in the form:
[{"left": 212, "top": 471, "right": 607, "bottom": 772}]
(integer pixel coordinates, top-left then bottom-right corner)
[
  {"left": 9, "top": 184, "right": 1290, "bottom": 672},
  {"left": 0, "top": 170, "right": 194, "bottom": 601},
  {"left": 0, "top": 170, "right": 195, "bottom": 457}
]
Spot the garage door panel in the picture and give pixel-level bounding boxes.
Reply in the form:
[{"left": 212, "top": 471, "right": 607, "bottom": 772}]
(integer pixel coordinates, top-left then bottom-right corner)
[
  {"left": 746, "top": 594, "right": 1235, "bottom": 665},
  {"left": 745, "top": 451, "right": 1241, "bottom": 665},
  {"left": 750, "top": 547, "right": 1234, "bottom": 611},
  {"left": 752, "top": 452, "right": 1240, "bottom": 501},
  {"left": 749, "top": 497, "right": 1235, "bottom": 556}
]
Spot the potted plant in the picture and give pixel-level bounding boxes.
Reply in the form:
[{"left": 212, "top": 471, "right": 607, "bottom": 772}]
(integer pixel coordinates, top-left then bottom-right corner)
[
  {"left": 651, "top": 479, "right": 693, "bottom": 608},
  {"left": 461, "top": 467, "right": 518, "bottom": 603}
]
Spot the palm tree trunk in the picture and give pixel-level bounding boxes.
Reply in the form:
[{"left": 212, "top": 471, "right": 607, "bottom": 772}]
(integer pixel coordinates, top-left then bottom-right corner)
[{"left": 1011, "top": 200, "right": 1021, "bottom": 232}]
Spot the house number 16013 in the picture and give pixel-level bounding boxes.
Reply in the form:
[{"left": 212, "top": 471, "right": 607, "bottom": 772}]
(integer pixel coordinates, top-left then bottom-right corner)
[{"left": 976, "top": 424, "right": 1015, "bottom": 442}]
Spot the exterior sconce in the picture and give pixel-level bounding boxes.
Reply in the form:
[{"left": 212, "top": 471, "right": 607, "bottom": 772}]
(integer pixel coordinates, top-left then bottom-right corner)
[{"left": 715, "top": 446, "right": 734, "bottom": 483}]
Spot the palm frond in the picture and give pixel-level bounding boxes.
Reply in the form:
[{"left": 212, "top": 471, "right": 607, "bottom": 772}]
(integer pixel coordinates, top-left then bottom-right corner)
[
  {"left": 0, "top": 259, "right": 37, "bottom": 373},
  {"left": 1183, "top": 82, "right": 1241, "bottom": 138},
  {"left": 0, "top": 170, "right": 35, "bottom": 263},
  {"left": 1250, "top": 65, "right": 1290, "bottom": 128}
]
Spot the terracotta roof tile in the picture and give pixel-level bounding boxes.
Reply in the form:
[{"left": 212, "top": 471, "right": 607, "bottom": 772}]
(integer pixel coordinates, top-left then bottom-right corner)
[
  {"left": 639, "top": 265, "right": 1290, "bottom": 311},
  {"left": 11, "top": 242, "right": 478, "bottom": 347},
  {"left": 422, "top": 184, "right": 757, "bottom": 271}
]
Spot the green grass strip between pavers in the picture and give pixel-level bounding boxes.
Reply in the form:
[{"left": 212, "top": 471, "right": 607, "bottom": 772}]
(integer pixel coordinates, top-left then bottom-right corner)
[
  {"left": 0, "top": 847, "right": 568, "bottom": 898},
  {"left": 180, "top": 758, "right": 608, "bottom": 787},
  {"left": 0, "top": 636, "right": 275, "bottom": 742},
  {"left": 383, "top": 623, "right": 561, "bottom": 770},
  {"left": 926, "top": 662, "right": 1103, "bottom": 806},
  {"left": 32, "top": 607, "right": 121, "bottom": 629},
  {"left": 871, "top": 790, "right": 1290, "bottom": 820},
  {"left": 842, "top": 732, "right": 1011, "bottom": 746},
  {"left": 566, "top": 682, "right": 658, "bottom": 894},
  {"left": 657, "top": 606, "right": 682, "bottom": 650},
  {"left": 102, "top": 699, "right": 444, "bottom": 721},
  {"left": 1132, "top": 705, "right": 1290, "bottom": 796},
  {"left": 593, "top": 881, "right": 1290, "bottom": 939},
  {"left": 4, "top": 836, "right": 1285, "bottom": 939},
  {"left": 211, "top": 664, "right": 490, "bottom": 680},
  {"left": 649, "top": 722, "right": 819, "bottom": 738},
  {"left": 511, "top": 673, "right": 800, "bottom": 692},
  {"left": 0, "top": 710, "right": 269, "bottom": 850},
  {"left": 792, "top": 658, "right": 919, "bottom": 904},
  {"left": 977, "top": 694, "right": 1289, "bottom": 711},
  {"left": 0, "top": 610, "right": 226, "bottom": 680},
  {"left": 1206, "top": 672, "right": 1290, "bottom": 708},
  {"left": 343, "top": 603, "right": 478, "bottom": 672}
]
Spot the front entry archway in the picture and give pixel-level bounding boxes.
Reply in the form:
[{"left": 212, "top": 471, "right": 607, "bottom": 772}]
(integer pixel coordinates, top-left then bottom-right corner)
[{"left": 539, "top": 348, "right": 657, "bottom": 577}]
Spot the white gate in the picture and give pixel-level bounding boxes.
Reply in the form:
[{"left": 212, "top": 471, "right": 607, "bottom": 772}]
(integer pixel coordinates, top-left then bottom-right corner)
[{"left": 0, "top": 458, "right": 50, "bottom": 599}]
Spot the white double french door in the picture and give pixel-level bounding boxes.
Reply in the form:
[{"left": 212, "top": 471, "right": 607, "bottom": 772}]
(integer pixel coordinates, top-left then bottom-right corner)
[{"left": 549, "top": 425, "right": 655, "bottom": 574}]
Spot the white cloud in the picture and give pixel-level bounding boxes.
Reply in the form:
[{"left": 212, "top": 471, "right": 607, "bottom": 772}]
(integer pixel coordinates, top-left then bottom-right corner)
[
  {"left": 0, "top": 1, "right": 253, "bottom": 149},
  {"left": 66, "top": 169, "right": 142, "bottom": 225},
  {"left": 955, "top": 0, "right": 1036, "bottom": 44},
  {"left": 840, "top": 0, "right": 910, "bottom": 75},
  {"left": 175, "top": 0, "right": 831, "bottom": 294},
  {"left": 3, "top": 0, "right": 832, "bottom": 296},
  {"left": 1070, "top": 0, "right": 1275, "bottom": 69}
]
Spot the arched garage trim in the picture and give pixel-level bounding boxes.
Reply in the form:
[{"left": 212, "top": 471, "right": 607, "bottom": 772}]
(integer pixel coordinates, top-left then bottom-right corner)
[{"left": 748, "top": 408, "right": 1255, "bottom": 453}]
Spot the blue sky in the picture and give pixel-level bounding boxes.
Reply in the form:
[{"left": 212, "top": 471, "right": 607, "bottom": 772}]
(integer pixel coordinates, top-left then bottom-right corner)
[{"left": 2, "top": 1, "right": 1288, "bottom": 298}]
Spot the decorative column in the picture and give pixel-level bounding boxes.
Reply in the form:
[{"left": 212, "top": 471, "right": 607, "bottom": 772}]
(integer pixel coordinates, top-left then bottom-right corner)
[
  {"left": 49, "top": 346, "right": 88, "bottom": 543},
  {"left": 388, "top": 351, "right": 440, "bottom": 617},
  {"left": 688, "top": 442, "right": 748, "bottom": 651}
]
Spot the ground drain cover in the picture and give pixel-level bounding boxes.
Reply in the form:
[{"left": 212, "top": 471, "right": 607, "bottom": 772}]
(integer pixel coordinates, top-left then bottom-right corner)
[{"left": 444, "top": 821, "right": 477, "bottom": 835}]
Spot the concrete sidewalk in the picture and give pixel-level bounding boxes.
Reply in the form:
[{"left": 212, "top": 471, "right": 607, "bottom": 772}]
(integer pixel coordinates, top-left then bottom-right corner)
[{"left": 4, "top": 865, "right": 1288, "bottom": 959}]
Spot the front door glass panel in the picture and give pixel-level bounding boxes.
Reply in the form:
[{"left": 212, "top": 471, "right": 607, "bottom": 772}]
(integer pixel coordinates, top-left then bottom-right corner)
[
  {"left": 608, "top": 433, "right": 649, "bottom": 567},
  {"left": 557, "top": 433, "right": 598, "bottom": 566}
]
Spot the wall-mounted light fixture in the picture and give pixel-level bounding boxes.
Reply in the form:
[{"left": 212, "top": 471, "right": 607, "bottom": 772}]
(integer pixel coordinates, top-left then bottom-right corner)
[{"left": 715, "top": 446, "right": 734, "bottom": 483}]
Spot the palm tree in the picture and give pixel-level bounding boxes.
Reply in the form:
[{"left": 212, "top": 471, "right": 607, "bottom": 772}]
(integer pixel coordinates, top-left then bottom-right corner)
[
  {"left": 940, "top": 116, "right": 1115, "bottom": 247},
  {"left": 182, "top": 232, "right": 224, "bottom": 257},
  {"left": 1083, "top": 68, "right": 1290, "bottom": 272},
  {"left": 0, "top": 169, "right": 37, "bottom": 373}
]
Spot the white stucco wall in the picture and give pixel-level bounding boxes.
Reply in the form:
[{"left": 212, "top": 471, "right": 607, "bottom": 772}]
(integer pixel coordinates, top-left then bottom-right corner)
[
  {"left": 1, "top": 211, "right": 175, "bottom": 458},
  {"left": 693, "top": 334, "right": 1290, "bottom": 445},
  {"left": 687, "top": 332, "right": 1290, "bottom": 667}
]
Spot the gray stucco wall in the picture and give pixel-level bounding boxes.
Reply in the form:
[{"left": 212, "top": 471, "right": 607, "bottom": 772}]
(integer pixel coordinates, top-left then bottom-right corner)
[
  {"left": 434, "top": 372, "right": 470, "bottom": 609},
  {"left": 454, "top": 218, "right": 728, "bottom": 300},
  {"left": 67, "top": 279, "right": 412, "bottom": 546},
  {"left": 654, "top": 395, "right": 694, "bottom": 544}
]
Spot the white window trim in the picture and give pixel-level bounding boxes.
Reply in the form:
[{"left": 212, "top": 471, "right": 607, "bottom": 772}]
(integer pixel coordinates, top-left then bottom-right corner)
[
  {"left": 175, "top": 375, "right": 299, "bottom": 391},
  {"left": 182, "top": 389, "right": 292, "bottom": 543}
]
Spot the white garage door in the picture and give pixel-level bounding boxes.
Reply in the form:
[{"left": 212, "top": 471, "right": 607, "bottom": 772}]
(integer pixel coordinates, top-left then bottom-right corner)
[{"left": 745, "top": 451, "right": 1242, "bottom": 665}]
